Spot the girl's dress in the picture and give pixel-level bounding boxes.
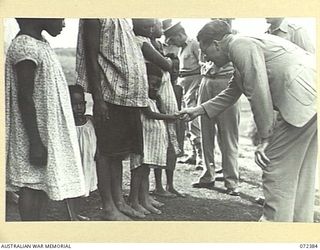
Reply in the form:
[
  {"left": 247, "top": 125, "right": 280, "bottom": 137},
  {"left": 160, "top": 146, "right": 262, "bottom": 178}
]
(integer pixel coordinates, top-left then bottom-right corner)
[
  {"left": 131, "top": 98, "right": 168, "bottom": 168},
  {"left": 135, "top": 35, "right": 180, "bottom": 156},
  {"left": 76, "top": 118, "right": 98, "bottom": 197},
  {"left": 158, "top": 71, "right": 180, "bottom": 155},
  {"left": 5, "top": 35, "right": 85, "bottom": 200}
]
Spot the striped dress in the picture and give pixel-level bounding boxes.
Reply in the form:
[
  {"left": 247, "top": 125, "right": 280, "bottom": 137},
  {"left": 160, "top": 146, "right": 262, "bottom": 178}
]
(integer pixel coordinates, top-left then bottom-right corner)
[{"left": 131, "top": 98, "right": 168, "bottom": 168}]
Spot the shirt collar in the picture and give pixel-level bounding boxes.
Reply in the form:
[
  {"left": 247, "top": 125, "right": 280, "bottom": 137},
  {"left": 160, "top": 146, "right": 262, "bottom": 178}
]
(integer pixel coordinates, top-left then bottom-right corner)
[
  {"left": 219, "top": 34, "right": 234, "bottom": 60},
  {"left": 267, "top": 19, "right": 289, "bottom": 34}
]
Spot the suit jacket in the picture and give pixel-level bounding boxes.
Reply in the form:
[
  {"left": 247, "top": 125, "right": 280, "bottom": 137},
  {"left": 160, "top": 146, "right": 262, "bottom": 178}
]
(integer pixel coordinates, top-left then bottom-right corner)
[{"left": 202, "top": 34, "right": 316, "bottom": 139}]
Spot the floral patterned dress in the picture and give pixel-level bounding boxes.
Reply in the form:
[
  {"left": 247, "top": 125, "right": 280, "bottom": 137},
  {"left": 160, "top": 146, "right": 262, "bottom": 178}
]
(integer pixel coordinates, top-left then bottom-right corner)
[{"left": 5, "top": 35, "right": 85, "bottom": 200}]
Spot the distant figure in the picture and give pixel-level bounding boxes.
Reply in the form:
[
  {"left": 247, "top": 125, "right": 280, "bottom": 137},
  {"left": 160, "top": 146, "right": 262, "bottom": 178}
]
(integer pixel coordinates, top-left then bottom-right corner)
[
  {"left": 164, "top": 21, "right": 203, "bottom": 170},
  {"left": 266, "top": 18, "right": 315, "bottom": 53},
  {"left": 6, "top": 18, "right": 85, "bottom": 221}
]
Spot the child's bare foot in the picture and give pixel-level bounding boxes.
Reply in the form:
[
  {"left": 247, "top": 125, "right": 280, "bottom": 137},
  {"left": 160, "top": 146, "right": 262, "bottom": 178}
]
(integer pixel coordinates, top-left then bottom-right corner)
[
  {"left": 129, "top": 202, "right": 150, "bottom": 215},
  {"left": 153, "top": 189, "right": 176, "bottom": 198},
  {"left": 117, "top": 201, "right": 146, "bottom": 219},
  {"left": 142, "top": 203, "right": 162, "bottom": 215},
  {"left": 149, "top": 196, "right": 164, "bottom": 208},
  {"left": 103, "top": 209, "right": 132, "bottom": 221},
  {"left": 166, "top": 187, "right": 186, "bottom": 198}
]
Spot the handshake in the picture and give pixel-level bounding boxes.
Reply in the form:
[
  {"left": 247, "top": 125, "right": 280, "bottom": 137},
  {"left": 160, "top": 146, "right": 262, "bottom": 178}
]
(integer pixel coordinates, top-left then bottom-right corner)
[{"left": 174, "top": 106, "right": 206, "bottom": 121}]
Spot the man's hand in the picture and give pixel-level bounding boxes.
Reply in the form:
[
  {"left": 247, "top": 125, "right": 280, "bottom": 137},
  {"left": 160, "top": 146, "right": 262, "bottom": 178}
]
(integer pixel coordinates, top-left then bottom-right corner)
[
  {"left": 93, "top": 101, "right": 109, "bottom": 126},
  {"left": 29, "top": 141, "right": 47, "bottom": 167},
  {"left": 176, "top": 106, "right": 206, "bottom": 121},
  {"left": 255, "top": 138, "right": 270, "bottom": 169}
]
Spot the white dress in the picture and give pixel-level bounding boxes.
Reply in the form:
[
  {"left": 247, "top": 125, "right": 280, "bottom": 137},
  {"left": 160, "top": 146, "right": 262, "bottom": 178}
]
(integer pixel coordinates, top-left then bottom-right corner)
[
  {"left": 5, "top": 35, "right": 85, "bottom": 200},
  {"left": 76, "top": 119, "right": 98, "bottom": 197}
]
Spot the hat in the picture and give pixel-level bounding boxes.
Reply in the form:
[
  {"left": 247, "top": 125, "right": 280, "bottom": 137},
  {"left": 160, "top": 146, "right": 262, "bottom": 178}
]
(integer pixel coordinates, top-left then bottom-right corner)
[
  {"left": 163, "top": 21, "right": 184, "bottom": 41},
  {"left": 162, "top": 19, "right": 173, "bottom": 30}
]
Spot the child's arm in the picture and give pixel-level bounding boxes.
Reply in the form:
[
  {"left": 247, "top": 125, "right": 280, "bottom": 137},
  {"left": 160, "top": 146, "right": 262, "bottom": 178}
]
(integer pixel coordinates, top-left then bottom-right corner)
[
  {"left": 142, "top": 106, "right": 177, "bottom": 121},
  {"left": 141, "top": 42, "right": 172, "bottom": 72},
  {"left": 16, "top": 60, "right": 47, "bottom": 167},
  {"left": 83, "top": 19, "right": 109, "bottom": 124}
]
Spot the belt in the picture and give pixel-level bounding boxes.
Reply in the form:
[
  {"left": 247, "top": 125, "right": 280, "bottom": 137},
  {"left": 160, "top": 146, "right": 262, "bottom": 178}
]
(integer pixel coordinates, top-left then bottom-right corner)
[{"left": 178, "top": 71, "right": 201, "bottom": 78}]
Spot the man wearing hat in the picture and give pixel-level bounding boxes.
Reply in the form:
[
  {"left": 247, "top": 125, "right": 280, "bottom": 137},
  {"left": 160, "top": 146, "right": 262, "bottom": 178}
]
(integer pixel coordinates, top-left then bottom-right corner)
[{"left": 164, "top": 21, "right": 203, "bottom": 170}]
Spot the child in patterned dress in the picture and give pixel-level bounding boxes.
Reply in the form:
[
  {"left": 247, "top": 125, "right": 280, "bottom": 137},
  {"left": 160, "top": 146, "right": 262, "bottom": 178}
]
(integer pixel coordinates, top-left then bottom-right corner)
[
  {"left": 65, "top": 85, "right": 98, "bottom": 221},
  {"left": 5, "top": 18, "right": 85, "bottom": 221},
  {"left": 128, "top": 63, "right": 178, "bottom": 216}
]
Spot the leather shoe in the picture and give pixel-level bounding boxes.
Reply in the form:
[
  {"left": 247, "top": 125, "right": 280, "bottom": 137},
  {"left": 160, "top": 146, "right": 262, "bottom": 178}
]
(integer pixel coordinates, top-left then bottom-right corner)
[
  {"left": 178, "top": 156, "right": 196, "bottom": 165},
  {"left": 192, "top": 181, "right": 215, "bottom": 188},
  {"left": 226, "top": 188, "right": 240, "bottom": 196}
]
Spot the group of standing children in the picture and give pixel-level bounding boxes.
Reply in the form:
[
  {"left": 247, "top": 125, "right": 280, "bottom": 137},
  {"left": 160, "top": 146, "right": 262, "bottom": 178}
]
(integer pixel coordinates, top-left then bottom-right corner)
[{"left": 6, "top": 18, "right": 183, "bottom": 221}]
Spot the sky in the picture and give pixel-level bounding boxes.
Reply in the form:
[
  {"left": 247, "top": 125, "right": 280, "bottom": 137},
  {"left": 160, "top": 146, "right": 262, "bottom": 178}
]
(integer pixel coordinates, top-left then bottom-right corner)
[{"left": 4, "top": 18, "right": 316, "bottom": 49}]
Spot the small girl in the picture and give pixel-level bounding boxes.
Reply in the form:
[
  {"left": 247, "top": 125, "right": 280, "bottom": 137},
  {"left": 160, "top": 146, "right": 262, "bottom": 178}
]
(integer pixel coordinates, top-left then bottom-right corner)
[
  {"left": 66, "top": 85, "right": 98, "bottom": 221},
  {"left": 5, "top": 18, "right": 85, "bottom": 221},
  {"left": 128, "top": 63, "right": 177, "bottom": 216}
]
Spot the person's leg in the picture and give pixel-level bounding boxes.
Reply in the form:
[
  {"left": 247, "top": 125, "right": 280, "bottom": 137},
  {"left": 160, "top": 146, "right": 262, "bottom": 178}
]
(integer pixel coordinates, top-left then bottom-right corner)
[
  {"left": 197, "top": 113, "right": 216, "bottom": 184},
  {"left": 108, "top": 157, "right": 144, "bottom": 218},
  {"left": 293, "top": 119, "right": 317, "bottom": 222},
  {"left": 216, "top": 102, "right": 240, "bottom": 192},
  {"left": 127, "top": 166, "right": 146, "bottom": 217},
  {"left": 36, "top": 189, "right": 48, "bottom": 220},
  {"left": 140, "top": 166, "right": 161, "bottom": 214},
  {"left": 18, "top": 187, "right": 47, "bottom": 221},
  {"left": 179, "top": 75, "right": 202, "bottom": 166},
  {"left": 262, "top": 116, "right": 317, "bottom": 222},
  {"left": 154, "top": 168, "right": 176, "bottom": 197},
  {"left": 65, "top": 198, "right": 79, "bottom": 221},
  {"left": 154, "top": 169, "right": 164, "bottom": 192},
  {"left": 165, "top": 145, "right": 184, "bottom": 197},
  {"left": 195, "top": 77, "right": 216, "bottom": 186},
  {"left": 96, "top": 155, "right": 131, "bottom": 221}
]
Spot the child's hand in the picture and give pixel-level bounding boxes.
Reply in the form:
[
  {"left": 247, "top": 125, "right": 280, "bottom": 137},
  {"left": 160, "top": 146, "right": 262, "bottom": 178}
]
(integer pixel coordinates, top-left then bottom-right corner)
[{"left": 176, "top": 106, "right": 205, "bottom": 121}]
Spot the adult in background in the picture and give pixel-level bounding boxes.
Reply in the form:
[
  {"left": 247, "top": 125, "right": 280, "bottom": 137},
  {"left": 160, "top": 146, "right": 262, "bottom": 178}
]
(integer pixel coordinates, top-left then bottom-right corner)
[
  {"left": 266, "top": 17, "right": 315, "bottom": 53},
  {"left": 192, "top": 18, "right": 240, "bottom": 196},
  {"left": 164, "top": 22, "right": 203, "bottom": 170},
  {"left": 76, "top": 18, "right": 149, "bottom": 220},
  {"left": 179, "top": 20, "right": 317, "bottom": 222}
]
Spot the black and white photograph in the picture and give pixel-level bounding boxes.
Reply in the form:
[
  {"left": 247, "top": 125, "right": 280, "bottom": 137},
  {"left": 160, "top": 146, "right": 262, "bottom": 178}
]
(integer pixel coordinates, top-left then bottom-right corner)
[{"left": 3, "top": 16, "right": 319, "bottom": 225}]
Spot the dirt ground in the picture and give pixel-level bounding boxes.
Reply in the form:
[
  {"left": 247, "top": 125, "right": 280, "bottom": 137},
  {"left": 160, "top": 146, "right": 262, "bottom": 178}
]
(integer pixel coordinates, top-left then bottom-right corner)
[{"left": 6, "top": 100, "right": 320, "bottom": 222}]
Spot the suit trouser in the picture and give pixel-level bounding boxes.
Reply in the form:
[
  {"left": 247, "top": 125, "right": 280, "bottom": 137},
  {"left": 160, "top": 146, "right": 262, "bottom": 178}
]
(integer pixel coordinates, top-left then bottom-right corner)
[
  {"left": 261, "top": 115, "right": 317, "bottom": 222},
  {"left": 178, "top": 75, "right": 202, "bottom": 145},
  {"left": 197, "top": 76, "right": 240, "bottom": 188}
]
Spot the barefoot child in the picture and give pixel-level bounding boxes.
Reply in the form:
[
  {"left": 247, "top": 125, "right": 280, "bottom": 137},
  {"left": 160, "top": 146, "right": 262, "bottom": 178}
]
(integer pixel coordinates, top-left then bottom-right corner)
[
  {"left": 5, "top": 18, "right": 85, "bottom": 221},
  {"left": 65, "top": 84, "right": 98, "bottom": 221},
  {"left": 149, "top": 19, "right": 185, "bottom": 198},
  {"left": 128, "top": 63, "right": 177, "bottom": 216}
]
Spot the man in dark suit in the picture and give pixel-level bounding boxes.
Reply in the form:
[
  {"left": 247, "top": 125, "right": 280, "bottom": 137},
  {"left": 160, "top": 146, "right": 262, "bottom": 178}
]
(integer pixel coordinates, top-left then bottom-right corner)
[{"left": 179, "top": 20, "right": 317, "bottom": 222}]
